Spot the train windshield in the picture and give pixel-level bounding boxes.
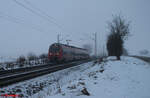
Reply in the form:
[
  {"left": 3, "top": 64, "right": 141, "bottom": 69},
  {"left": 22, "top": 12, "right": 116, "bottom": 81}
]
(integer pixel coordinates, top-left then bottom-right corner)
[{"left": 49, "top": 44, "right": 60, "bottom": 53}]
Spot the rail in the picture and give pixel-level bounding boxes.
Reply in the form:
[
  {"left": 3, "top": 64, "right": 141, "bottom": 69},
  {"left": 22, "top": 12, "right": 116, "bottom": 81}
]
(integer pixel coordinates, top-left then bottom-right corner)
[{"left": 0, "top": 59, "right": 93, "bottom": 87}]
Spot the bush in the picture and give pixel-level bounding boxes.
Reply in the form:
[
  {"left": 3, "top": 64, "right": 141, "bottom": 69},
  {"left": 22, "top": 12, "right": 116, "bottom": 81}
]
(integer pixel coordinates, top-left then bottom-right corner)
[
  {"left": 17, "top": 56, "right": 26, "bottom": 67},
  {"left": 17, "top": 56, "right": 26, "bottom": 64},
  {"left": 107, "top": 33, "right": 123, "bottom": 60},
  {"left": 27, "top": 53, "right": 37, "bottom": 61},
  {"left": 39, "top": 53, "right": 47, "bottom": 59}
]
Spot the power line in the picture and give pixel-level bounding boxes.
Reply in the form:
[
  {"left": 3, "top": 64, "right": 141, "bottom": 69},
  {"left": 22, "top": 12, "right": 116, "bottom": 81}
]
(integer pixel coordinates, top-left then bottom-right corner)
[
  {"left": 0, "top": 12, "right": 48, "bottom": 33},
  {"left": 22, "top": 0, "right": 57, "bottom": 22},
  {"left": 12, "top": 0, "right": 81, "bottom": 44},
  {"left": 13, "top": 0, "right": 63, "bottom": 30}
]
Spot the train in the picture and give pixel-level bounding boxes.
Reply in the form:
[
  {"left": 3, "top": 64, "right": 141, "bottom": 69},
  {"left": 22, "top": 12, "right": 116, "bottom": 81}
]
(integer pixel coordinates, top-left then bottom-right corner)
[{"left": 48, "top": 43, "right": 89, "bottom": 63}]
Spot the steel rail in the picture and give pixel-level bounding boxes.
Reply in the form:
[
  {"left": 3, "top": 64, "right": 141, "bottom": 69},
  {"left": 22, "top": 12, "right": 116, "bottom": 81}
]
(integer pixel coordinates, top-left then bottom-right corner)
[{"left": 0, "top": 59, "right": 92, "bottom": 87}]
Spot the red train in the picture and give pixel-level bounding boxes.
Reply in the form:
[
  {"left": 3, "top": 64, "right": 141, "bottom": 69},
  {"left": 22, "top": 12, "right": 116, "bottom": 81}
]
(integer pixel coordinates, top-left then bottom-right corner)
[{"left": 48, "top": 43, "right": 89, "bottom": 62}]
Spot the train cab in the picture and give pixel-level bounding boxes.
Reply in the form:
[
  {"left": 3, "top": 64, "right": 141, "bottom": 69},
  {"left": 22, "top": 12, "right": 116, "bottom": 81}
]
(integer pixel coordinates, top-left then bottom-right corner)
[{"left": 48, "top": 43, "right": 62, "bottom": 62}]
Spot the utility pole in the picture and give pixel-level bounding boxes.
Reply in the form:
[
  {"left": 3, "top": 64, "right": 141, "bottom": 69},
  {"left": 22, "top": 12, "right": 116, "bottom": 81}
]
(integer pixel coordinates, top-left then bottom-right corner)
[
  {"left": 103, "top": 44, "right": 105, "bottom": 57},
  {"left": 94, "top": 32, "right": 97, "bottom": 57},
  {"left": 57, "top": 34, "right": 60, "bottom": 44}
]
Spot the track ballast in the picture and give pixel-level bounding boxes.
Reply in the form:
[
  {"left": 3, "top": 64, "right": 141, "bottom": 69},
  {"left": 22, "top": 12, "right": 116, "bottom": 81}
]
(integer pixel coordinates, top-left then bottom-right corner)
[{"left": 0, "top": 59, "right": 92, "bottom": 87}]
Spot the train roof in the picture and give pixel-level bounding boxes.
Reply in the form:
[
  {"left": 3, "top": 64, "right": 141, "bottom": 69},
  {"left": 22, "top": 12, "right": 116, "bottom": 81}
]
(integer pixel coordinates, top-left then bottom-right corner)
[{"left": 52, "top": 43, "right": 88, "bottom": 51}]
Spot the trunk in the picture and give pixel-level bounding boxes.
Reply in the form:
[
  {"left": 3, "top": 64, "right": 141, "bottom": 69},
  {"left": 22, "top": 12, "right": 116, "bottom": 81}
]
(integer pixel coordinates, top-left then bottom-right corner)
[{"left": 117, "top": 56, "right": 120, "bottom": 60}]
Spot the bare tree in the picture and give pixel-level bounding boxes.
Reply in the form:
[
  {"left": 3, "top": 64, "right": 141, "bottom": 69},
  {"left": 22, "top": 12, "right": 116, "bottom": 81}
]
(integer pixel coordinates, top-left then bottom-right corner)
[
  {"left": 108, "top": 15, "right": 130, "bottom": 40},
  {"left": 39, "top": 53, "right": 47, "bottom": 59},
  {"left": 27, "top": 52, "right": 37, "bottom": 61},
  {"left": 17, "top": 55, "right": 26, "bottom": 67},
  {"left": 27, "top": 52, "right": 38, "bottom": 65},
  {"left": 107, "top": 15, "right": 130, "bottom": 60},
  {"left": 39, "top": 53, "right": 48, "bottom": 64}
]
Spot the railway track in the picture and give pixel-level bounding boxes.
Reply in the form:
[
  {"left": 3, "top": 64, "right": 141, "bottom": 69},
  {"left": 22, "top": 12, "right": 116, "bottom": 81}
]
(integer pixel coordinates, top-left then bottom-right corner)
[
  {"left": 0, "top": 63, "right": 55, "bottom": 78},
  {"left": 0, "top": 59, "right": 92, "bottom": 87},
  {"left": 132, "top": 56, "right": 150, "bottom": 63}
]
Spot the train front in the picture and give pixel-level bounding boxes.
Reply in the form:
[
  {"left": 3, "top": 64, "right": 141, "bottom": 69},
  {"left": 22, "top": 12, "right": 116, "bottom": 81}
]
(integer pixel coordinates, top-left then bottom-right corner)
[{"left": 48, "top": 43, "right": 62, "bottom": 62}]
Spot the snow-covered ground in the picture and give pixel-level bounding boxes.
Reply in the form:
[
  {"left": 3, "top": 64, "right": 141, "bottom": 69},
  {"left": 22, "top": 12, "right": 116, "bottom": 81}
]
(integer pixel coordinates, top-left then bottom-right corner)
[
  {"left": 135, "top": 54, "right": 150, "bottom": 58},
  {"left": 0, "top": 58, "right": 47, "bottom": 70},
  {"left": 1, "top": 61, "right": 95, "bottom": 98},
  {"left": 1, "top": 56, "right": 150, "bottom": 98},
  {"left": 43, "top": 56, "right": 150, "bottom": 98}
]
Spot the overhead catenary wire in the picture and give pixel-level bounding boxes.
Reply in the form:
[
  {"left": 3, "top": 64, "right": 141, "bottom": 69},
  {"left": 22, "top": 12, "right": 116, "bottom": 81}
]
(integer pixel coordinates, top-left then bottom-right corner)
[
  {"left": 13, "top": 0, "right": 77, "bottom": 37},
  {"left": 1, "top": 1, "right": 90, "bottom": 41},
  {"left": 0, "top": 12, "right": 49, "bottom": 33},
  {"left": 13, "top": 0, "right": 63, "bottom": 30},
  {"left": 2, "top": 0, "right": 78, "bottom": 43},
  {"left": 22, "top": 0, "right": 57, "bottom": 22}
]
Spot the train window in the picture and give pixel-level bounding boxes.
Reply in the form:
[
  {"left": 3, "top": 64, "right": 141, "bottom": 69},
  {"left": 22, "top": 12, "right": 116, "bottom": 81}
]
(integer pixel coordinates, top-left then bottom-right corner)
[{"left": 50, "top": 45, "right": 60, "bottom": 53}]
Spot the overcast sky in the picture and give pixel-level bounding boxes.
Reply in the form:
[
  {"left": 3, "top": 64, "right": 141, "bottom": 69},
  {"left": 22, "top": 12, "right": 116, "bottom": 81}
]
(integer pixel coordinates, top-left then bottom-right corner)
[{"left": 0, "top": 0, "right": 150, "bottom": 57}]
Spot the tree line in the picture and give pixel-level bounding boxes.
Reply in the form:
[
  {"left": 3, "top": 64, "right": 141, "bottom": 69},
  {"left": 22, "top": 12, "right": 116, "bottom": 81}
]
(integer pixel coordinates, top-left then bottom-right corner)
[{"left": 2, "top": 53, "right": 48, "bottom": 69}]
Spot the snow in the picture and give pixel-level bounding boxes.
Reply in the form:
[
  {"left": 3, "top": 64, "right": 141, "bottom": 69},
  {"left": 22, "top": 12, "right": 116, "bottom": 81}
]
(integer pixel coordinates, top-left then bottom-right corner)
[
  {"left": 1, "top": 56, "right": 150, "bottom": 98},
  {"left": 0, "top": 58, "right": 47, "bottom": 70},
  {"left": 136, "top": 54, "right": 150, "bottom": 58},
  {"left": 44, "top": 56, "right": 150, "bottom": 98},
  {"left": 1, "top": 61, "right": 95, "bottom": 98},
  {"left": 0, "top": 56, "right": 17, "bottom": 70}
]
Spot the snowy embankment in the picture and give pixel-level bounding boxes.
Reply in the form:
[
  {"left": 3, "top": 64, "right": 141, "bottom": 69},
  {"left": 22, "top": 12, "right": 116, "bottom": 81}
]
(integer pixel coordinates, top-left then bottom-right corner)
[
  {"left": 1, "top": 61, "right": 95, "bottom": 98},
  {"left": 2, "top": 56, "right": 150, "bottom": 98},
  {"left": 0, "top": 58, "right": 47, "bottom": 70},
  {"left": 43, "top": 56, "right": 150, "bottom": 98}
]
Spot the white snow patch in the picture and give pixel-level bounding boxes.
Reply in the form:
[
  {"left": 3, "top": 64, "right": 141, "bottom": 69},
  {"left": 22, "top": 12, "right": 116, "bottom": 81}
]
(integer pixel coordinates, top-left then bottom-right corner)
[
  {"left": 44, "top": 56, "right": 150, "bottom": 98},
  {"left": 2, "top": 61, "right": 95, "bottom": 98}
]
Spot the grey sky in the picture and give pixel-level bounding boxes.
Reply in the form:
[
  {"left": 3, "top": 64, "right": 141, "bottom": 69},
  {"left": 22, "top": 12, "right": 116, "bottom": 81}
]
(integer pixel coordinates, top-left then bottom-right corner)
[{"left": 0, "top": 0, "right": 150, "bottom": 57}]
